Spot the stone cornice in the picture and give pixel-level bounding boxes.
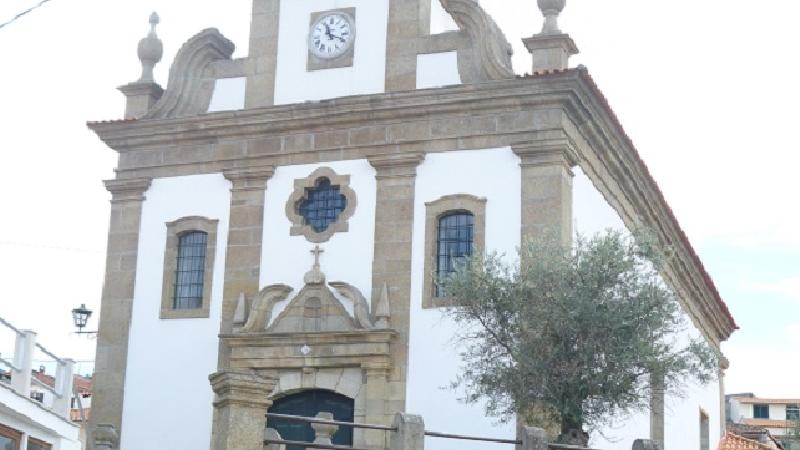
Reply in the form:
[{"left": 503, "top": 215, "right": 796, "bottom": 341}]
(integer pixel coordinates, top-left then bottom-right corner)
[
  {"left": 512, "top": 137, "right": 578, "bottom": 170},
  {"left": 367, "top": 153, "right": 426, "bottom": 178},
  {"left": 103, "top": 177, "right": 152, "bottom": 203},
  {"left": 88, "top": 74, "right": 588, "bottom": 152},
  {"left": 209, "top": 370, "right": 276, "bottom": 409},
  {"left": 222, "top": 165, "right": 275, "bottom": 192}
]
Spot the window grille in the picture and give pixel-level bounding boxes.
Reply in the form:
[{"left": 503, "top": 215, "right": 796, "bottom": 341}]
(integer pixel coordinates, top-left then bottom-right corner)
[
  {"left": 173, "top": 231, "right": 208, "bottom": 310},
  {"left": 435, "top": 212, "right": 474, "bottom": 297},
  {"left": 298, "top": 178, "right": 347, "bottom": 233}
]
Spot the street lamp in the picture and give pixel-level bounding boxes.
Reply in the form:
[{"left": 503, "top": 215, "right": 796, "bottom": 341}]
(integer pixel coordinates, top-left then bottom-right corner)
[{"left": 71, "top": 304, "right": 97, "bottom": 335}]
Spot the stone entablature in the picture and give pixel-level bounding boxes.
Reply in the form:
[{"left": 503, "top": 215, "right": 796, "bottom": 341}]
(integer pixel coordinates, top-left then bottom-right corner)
[{"left": 91, "top": 71, "right": 736, "bottom": 346}]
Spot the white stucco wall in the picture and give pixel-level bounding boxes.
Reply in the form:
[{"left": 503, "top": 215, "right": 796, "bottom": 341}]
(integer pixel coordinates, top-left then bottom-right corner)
[
  {"left": 574, "top": 168, "right": 723, "bottom": 450},
  {"left": 121, "top": 174, "right": 231, "bottom": 450},
  {"left": 407, "top": 148, "right": 521, "bottom": 449},
  {"left": 261, "top": 160, "right": 377, "bottom": 319},
  {"left": 1, "top": 384, "right": 81, "bottom": 450},
  {"left": 273, "top": 0, "right": 389, "bottom": 105}
]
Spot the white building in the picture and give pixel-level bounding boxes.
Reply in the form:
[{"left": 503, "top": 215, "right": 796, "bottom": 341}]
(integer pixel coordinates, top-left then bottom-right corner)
[
  {"left": 86, "top": 1, "right": 737, "bottom": 449},
  {"left": 0, "top": 319, "right": 81, "bottom": 450}
]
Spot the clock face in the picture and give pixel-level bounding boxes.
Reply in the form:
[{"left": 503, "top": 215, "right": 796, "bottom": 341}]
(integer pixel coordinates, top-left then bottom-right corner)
[{"left": 309, "top": 13, "right": 355, "bottom": 59}]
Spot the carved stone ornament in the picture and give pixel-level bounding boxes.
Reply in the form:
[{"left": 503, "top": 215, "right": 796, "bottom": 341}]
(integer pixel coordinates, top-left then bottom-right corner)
[
  {"left": 285, "top": 167, "right": 357, "bottom": 243},
  {"left": 235, "top": 248, "right": 390, "bottom": 333},
  {"left": 439, "top": 0, "right": 515, "bottom": 82},
  {"left": 144, "top": 28, "right": 235, "bottom": 119},
  {"left": 92, "top": 424, "right": 120, "bottom": 450}
]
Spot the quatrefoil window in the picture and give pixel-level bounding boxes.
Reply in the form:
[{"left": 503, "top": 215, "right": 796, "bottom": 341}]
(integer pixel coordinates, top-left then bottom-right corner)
[
  {"left": 286, "top": 167, "right": 357, "bottom": 243},
  {"left": 298, "top": 178, "right": 347, "bottom": 233}
]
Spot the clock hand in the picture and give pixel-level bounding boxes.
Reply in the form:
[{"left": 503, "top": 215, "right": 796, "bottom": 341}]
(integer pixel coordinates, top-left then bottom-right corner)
[{"left": 324, "top": 23, "right": 334, "bottom": 40}]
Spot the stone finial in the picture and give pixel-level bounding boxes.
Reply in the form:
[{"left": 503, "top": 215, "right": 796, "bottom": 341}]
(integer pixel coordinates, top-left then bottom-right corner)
[
  {"left": 137, "top": 12, "right": 163, "bottom": 82},
  {"left": 523, "top": 0, "right": 578, "bottom": 72},
  {"left": 538, "top": 0, "right": 566, "bottom": 35}
]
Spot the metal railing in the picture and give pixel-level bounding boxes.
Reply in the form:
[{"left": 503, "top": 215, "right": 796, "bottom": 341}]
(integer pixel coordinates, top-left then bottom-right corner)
[{"left": 261, "top": 412, "right": 651, "bottom": 450}]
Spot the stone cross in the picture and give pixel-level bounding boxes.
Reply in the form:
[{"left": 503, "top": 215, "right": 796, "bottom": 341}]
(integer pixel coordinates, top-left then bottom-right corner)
[{"left": 311, "top": 245, "right": 324, "bottom": 267}]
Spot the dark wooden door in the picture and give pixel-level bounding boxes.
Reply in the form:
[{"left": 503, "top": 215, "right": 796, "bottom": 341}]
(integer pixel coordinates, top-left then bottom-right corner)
[{"left": 267, "top": 390, "right": 354, "bottom": 450}]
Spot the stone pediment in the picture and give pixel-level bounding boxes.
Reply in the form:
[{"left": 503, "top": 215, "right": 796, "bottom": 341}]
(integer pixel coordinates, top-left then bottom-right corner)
[
  {"left": 236, "top": 246, "right": 391, "bottom": 335},
  {"left": 267, "top": 283, "right": 355, "bottom": 333}
]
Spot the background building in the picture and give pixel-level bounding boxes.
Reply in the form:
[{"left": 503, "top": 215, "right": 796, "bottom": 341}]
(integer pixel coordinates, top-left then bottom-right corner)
[
  {"left": 728, "top": 394, "right": 799, "bottom": 449},
  {"left": 0, "top": 318, "right": 82, "bottom": 450}
]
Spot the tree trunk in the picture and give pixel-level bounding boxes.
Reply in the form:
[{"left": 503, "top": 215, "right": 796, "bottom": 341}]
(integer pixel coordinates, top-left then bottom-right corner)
[{"left": 557, "top": 418, "right": 589, "bottom": 447}]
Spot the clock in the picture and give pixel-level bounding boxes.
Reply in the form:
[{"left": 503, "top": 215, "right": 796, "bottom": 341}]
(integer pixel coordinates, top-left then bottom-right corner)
[{"left": 308, "top": 12, "right": 355, "bottom": 60}]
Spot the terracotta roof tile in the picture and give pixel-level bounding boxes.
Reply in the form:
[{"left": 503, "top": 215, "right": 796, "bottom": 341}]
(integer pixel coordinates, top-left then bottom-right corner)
[
  {"left": 742, "top": 419, "right": 793, "bottom": 429},
  {"left": 718, "top": 433, "right": 776, "bottom": 450}
]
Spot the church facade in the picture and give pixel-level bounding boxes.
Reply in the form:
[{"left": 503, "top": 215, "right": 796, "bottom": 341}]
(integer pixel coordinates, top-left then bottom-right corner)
[{"left": 87, "top": 1, "right": 737, "bottom": 450}]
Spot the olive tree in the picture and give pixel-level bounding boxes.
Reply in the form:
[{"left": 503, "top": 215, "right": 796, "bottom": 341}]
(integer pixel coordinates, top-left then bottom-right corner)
[{"left": 440, "top": 230, "right": 718, "bottom": 445}]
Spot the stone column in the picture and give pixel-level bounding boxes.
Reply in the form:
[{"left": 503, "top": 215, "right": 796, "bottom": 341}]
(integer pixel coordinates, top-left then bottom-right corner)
[
  {"left": 385, "top": 0, "right": 428, "bottom": 91},
  {"left": 719, "top": 356, "right": 730, "bottom": 437},
  {"left": 90, "top": 177, "right": 151, "bottom": 443},
  {"left": 11, "top": 330, "right": 35, "bottom": 396},
  {"left": 649, "top": 371, "right": 665, "bottom": 449},
  {"left": 367, "top": 153, "right": 425, "bottom": 417},
  {"left": 210, "top": 370, "right": 277, "bottom": 450},
  {"left": 512, "top": 142, "right": 576, "bottom": 244},
  {"left": 245, "top": 0, "right": 281, "bottom": 107},
  {"left": 218, "top": 166, "right": 274, "bottom": 367},
  {"left": 363, "top": 363, "right": 391, "bottom": 448}
]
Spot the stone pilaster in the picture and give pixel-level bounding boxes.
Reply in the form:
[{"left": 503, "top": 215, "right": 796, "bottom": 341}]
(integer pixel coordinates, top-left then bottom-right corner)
[
  {"left": 385, "top": 0, "right": 429, "bottom": 91},
  {"left": 90, "top": 177, "right": 151, "bottom": 443},
  {"left": 363, "top": 363, "right": 391, "bottom": 448},
  {"left": 219, "top": 166, "right": 275, "bottom": 365},
  {"left": 512, "top": 142, "right": 576, "bottom": 244},
  {"left": 245, "top": 0, "right": 281, "bottom": 108},
  {"left": 209, "top": 370, "right": 277, "bottom": 450},
  {"left": 367, "top": 153, "right": 425, "bottom": 417},
  {"left": 649, "top": 372, "right": 665, "bottom": 449}
]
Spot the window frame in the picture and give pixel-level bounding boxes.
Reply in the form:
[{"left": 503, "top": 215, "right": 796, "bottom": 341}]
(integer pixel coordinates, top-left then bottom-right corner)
[
  {"left": 27, "top": 436, "right": 52, "bottom": 450},
  {"left": 160, "top": 216, "right": 219, "bottom": 320},
  {"left": 787, "top": 404, "right": 800, "bottom": 421},
  {"left": 423, "top": 194, "right": 486, "bottom": 309},
  {"left": 0, "top": 424, "right": 22, "bottom": 450},
  {"left": 753, "top": 404, "right": 770, "bottom": 419},
  {"left": 285, "top": 167, "right": 357, "bottom": 243}
]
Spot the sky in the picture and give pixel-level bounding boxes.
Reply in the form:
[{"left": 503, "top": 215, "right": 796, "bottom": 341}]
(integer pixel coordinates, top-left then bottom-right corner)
[{"left": 0, "top": 0, "right": 798, "bottom": 394}]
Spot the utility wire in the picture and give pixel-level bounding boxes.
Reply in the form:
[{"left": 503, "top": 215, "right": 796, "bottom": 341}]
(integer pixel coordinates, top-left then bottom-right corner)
[{"left": 0, "top": 0, "right": 54, "bottom": 31}]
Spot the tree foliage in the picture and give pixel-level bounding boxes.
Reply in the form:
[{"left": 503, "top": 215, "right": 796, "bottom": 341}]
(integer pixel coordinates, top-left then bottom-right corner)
[{"left": 440, "top": 230, "right": 719, "bottom": 439}]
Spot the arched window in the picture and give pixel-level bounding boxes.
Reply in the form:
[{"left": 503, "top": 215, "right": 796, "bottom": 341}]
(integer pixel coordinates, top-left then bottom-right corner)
[
  {"left": 423, "top": 195, "right": 486, "bottom": 308},
  {"left": 267, "top": 390, "right": 354, "bottom": 449},
  {"left": 435, "top": 212, "right": 474, "bottom": 297},
  {"left": 173, "top": 231, "right": 208, "bottom": 310}
]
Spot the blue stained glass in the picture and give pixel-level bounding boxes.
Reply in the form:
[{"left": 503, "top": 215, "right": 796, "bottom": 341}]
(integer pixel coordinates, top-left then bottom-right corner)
[{"left": 297, "top": 178, "right": 347, "bottom": 233}]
